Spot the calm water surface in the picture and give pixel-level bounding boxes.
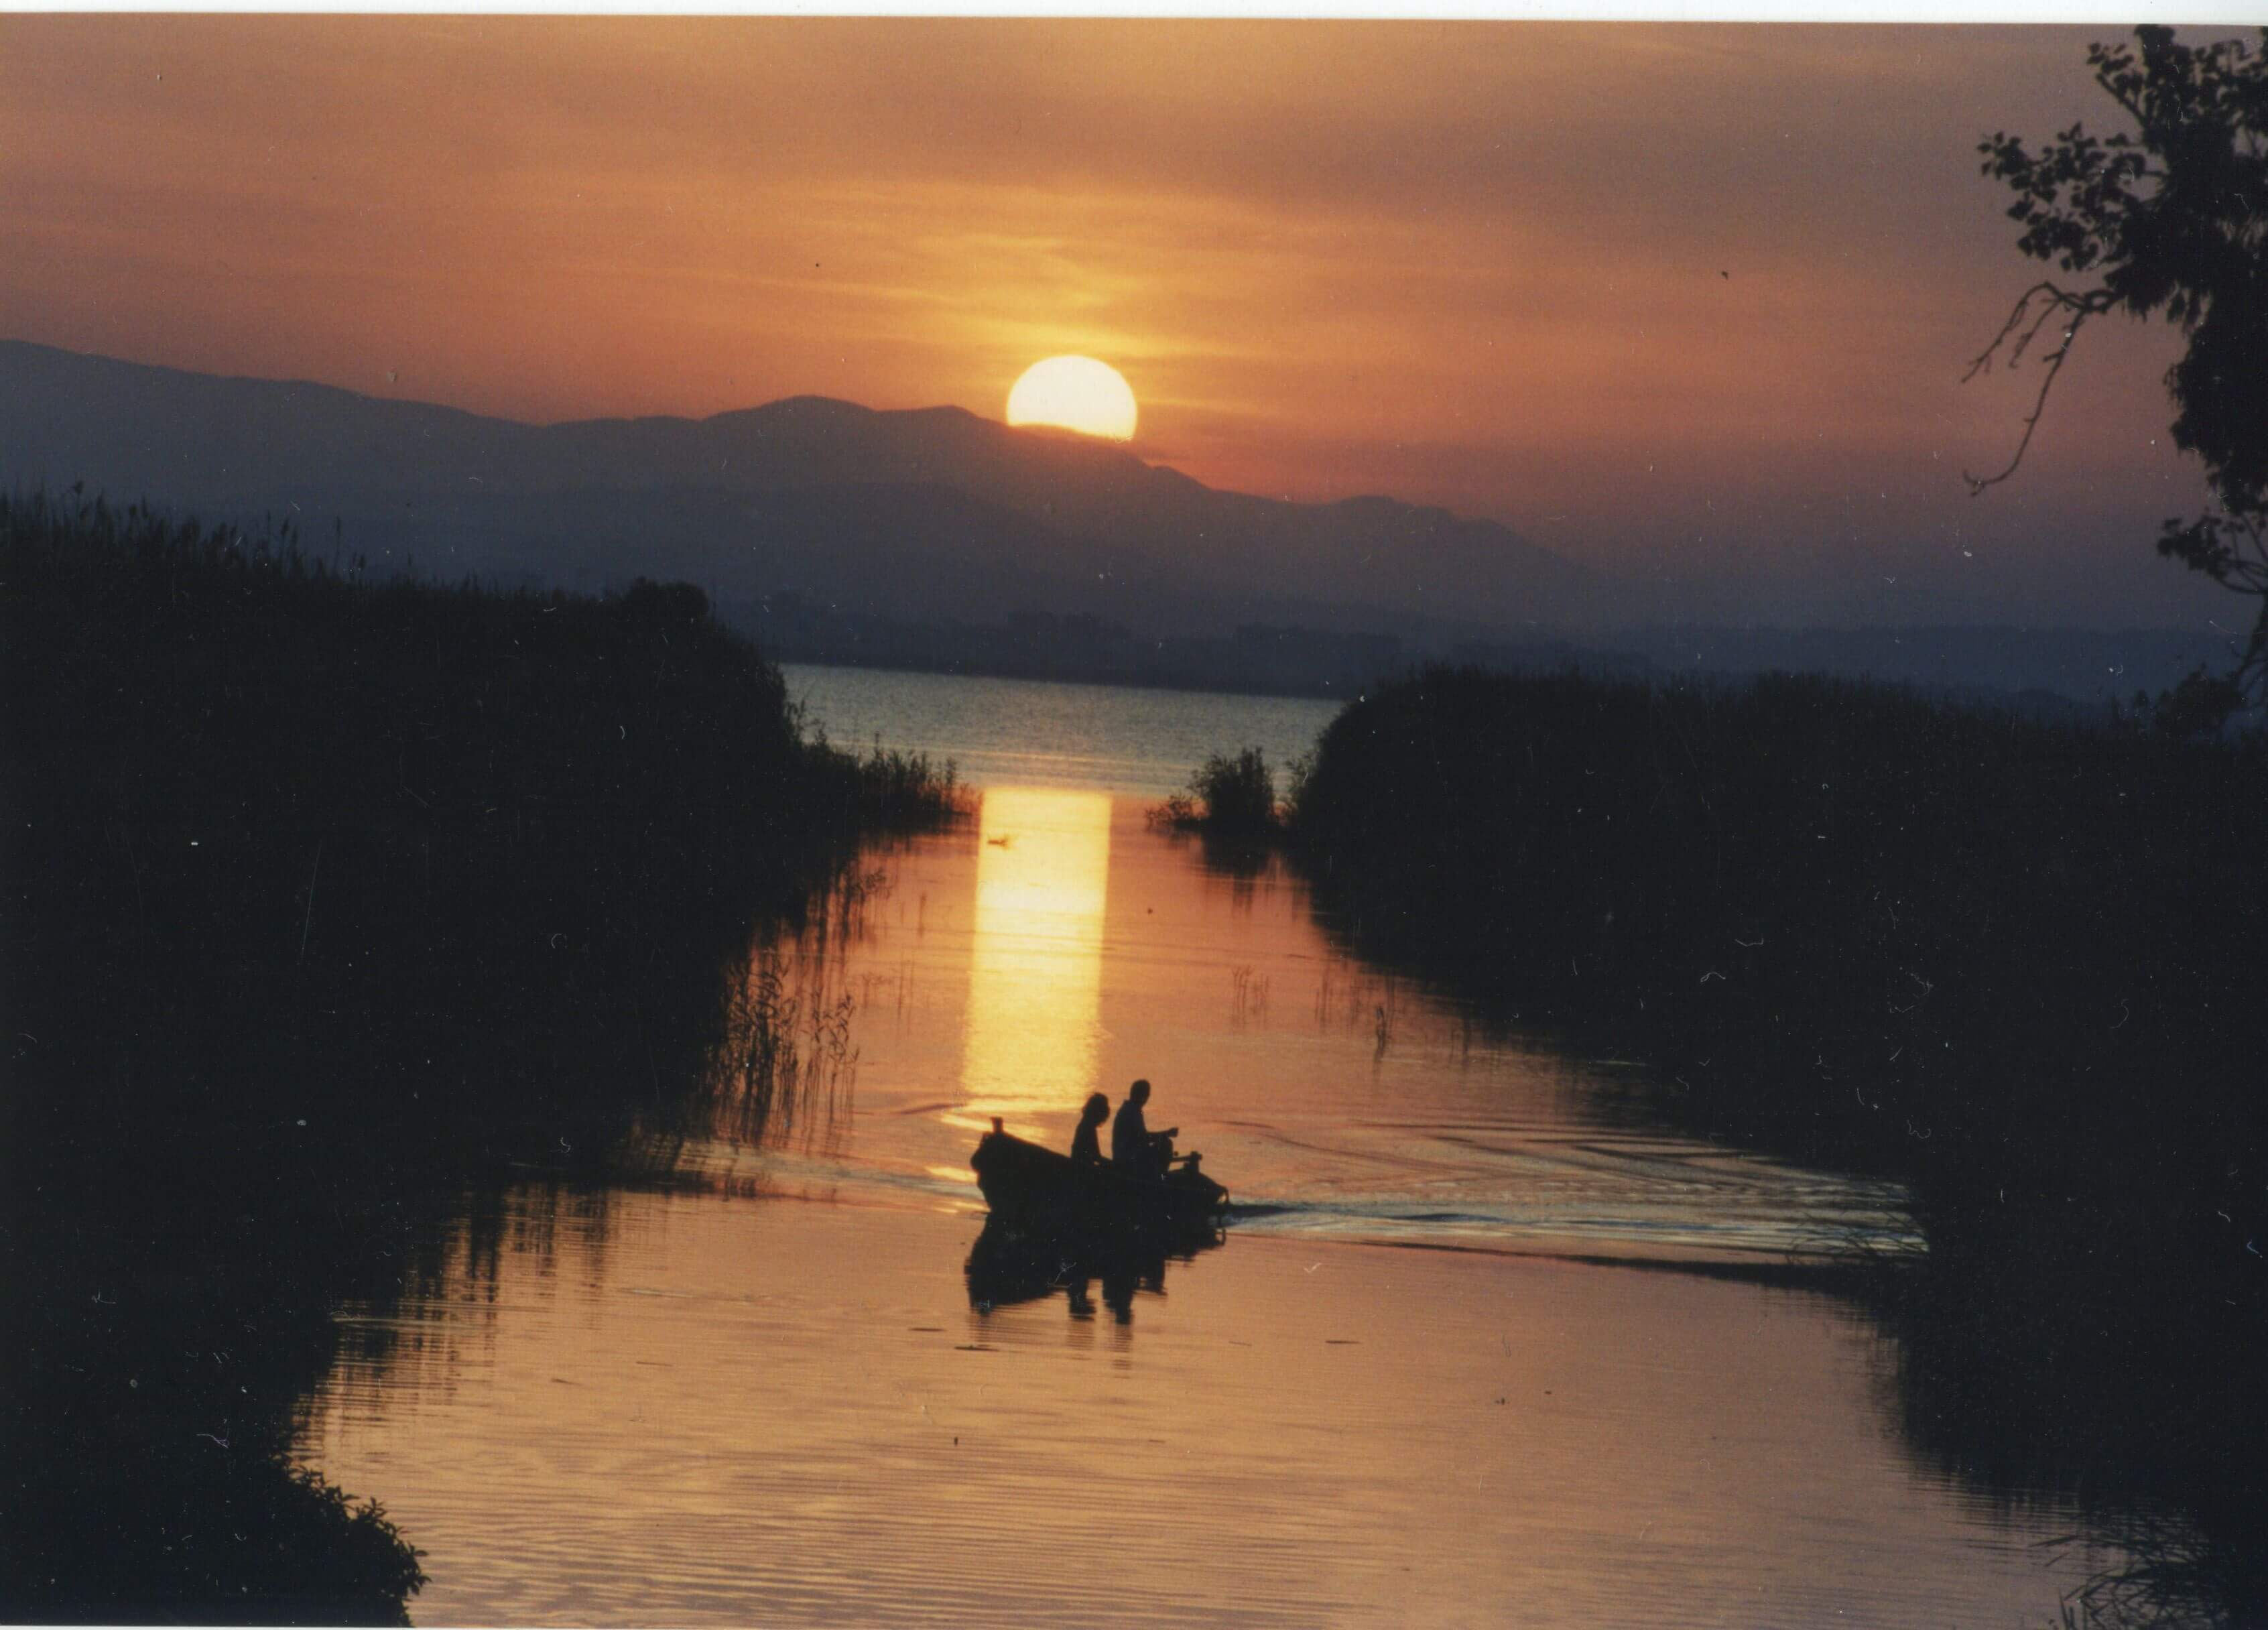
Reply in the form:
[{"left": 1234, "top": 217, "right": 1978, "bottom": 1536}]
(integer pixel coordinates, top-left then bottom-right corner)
[
  {"left": 779, "top": 662, "right": 1341, "bottom": 800},
  {"left": 298, "top": 666, "right": 2111, "bottom": 1625}
]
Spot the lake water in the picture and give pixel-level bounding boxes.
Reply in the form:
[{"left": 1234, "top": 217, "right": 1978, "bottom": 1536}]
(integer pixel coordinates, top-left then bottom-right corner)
[
  {"left": 777, "top": 661, "right": 1343, "bottom": 800},
  {"left": 296, "top": 664, "right": 2115, "bottom": 1625}
]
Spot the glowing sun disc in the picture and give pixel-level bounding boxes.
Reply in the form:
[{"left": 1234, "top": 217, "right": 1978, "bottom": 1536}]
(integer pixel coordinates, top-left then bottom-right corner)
[{"left": 1005, "top": 355, "right": 1138, "bottom": 442}]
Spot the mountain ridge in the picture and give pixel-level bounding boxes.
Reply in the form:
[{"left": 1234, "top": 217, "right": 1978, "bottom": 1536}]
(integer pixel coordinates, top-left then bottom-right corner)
[{"left": 0, "top": 338, "right": 1604, "bottom": 633}]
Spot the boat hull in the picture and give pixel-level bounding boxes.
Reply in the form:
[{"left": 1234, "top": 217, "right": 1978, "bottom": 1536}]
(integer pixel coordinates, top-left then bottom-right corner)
[{"left": 970, "top": 1128, "right": 1228, "bottom": 1244}]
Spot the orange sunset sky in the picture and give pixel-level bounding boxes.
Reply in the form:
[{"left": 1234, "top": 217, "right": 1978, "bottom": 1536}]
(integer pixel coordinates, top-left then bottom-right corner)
[{"left": 0, "top": 17, "right": 2244, "bottom": 625}]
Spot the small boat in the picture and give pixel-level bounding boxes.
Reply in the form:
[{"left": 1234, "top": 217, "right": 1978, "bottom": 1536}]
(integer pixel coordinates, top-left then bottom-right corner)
[{"left": 970, "top": 1117, "right": 1230, "bottom": 1242}]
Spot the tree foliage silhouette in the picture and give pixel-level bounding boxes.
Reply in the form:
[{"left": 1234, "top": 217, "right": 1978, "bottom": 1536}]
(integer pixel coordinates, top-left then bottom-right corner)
[{"left": 1969, "top": 27, "right": 2268, "bottom": 694}]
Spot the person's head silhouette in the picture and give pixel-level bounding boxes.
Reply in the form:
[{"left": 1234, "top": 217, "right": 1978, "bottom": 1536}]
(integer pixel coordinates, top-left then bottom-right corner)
[
  {"left": 1129, "top": 1078, "right": 1151, "bottom": 1107},
  {"left": 1081, "top": 1091, "right": 1109, "bottom": 1125}
]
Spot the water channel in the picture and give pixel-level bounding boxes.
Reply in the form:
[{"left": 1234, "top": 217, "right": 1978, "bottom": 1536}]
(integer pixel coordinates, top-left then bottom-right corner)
[{"left": 294, "top": 665, "right": 2117, "bottom": 1625}]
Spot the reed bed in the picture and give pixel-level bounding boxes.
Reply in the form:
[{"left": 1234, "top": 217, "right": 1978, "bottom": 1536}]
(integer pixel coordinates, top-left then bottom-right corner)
[
  {"left": 1281, "top": 665, "right": 2268, "bottom": 1627},
  {"left": 1, "top": 485, "right": 960, "bottom": 1621}
]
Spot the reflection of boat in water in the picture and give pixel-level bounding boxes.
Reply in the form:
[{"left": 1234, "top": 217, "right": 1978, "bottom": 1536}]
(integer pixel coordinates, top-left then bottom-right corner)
[
  {"left": 966, "top": 1121, "right": 1228, "bottom": 1324},
  {"left": 964, "top": 1214, "right": 1224, "bottom": 1322},
  {"left": 969, "top": 1117, "right": 1230, "bottom": 1243}
]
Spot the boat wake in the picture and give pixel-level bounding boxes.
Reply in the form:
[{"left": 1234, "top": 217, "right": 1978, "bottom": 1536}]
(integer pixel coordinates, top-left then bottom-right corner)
[
  {"left": 673, "top": 1127, "right": 1922, "bottom": 1267},
  {"left": 1219, "top": 1192, "right": 1920, "bottom": 1263}
]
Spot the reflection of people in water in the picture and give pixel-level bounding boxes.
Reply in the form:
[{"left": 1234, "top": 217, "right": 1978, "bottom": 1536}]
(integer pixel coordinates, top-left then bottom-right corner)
[
  {"left": 964, "top": 1218, "right": 1206, "bottom": 1326},
  {"left": 1111, "top": 1078, "right": 1178, "bottom": 1180},
  {"left": 1102, "top": 1262, "right": 1141, "bottom": 1323},
  {"left": 1070, "top": 1091, "right": 1109, "bottom": 1166},
  {"left": 1064, "top": 1268, "right": 1096, "bottom": 1320}
]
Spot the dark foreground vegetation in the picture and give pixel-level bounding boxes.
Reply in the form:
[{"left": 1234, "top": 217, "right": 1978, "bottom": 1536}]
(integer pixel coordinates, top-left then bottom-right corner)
[
  {"left": 1287, "top": 667, "right": 2267, "bottom": 1625},
  {"left": 1146, "top": 746, "right": 1296, "bottom": 883},
  {"left": 1, "top": 489, "right": 959, "bottom": 1621}
]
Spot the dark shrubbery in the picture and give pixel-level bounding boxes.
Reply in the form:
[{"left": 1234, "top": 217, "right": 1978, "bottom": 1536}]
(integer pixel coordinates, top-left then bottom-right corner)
[
  {"left": 9, "top": 1456, "right": 428, "bottom": 1627},
  {"left": 1149, "top": 746, "right": 1280, "bottom": 838},
  {"left": 1286, "top": 666, "right": 2268, "bottom": 1619},
  {"left": 0, "top": 487, "right": 959, "bottom": 1622},
  {"left": 1, "top": 487, "right": 959, "bottom": 1172},
  {"left": 1289, "top": 668, "right": 2264, "bottom": 1195}
]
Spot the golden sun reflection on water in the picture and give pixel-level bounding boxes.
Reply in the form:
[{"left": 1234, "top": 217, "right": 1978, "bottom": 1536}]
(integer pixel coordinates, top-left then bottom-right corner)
[{"left": 948, "top": 787, "right": 1113, "bottom": 1137}]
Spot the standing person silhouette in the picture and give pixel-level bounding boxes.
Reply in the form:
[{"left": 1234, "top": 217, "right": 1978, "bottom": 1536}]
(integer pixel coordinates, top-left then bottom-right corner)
[
  {"left": 1111, "top": 1079, "right": 1178, "bottom": 1181},
  {"left": 1069, "top": 1091, "right": 1110, "bottom": 1166}
]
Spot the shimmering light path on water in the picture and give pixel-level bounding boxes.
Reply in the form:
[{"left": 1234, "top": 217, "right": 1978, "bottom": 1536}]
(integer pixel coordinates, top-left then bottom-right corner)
[{"left": 745, "top": 790, "right": 1917, "bottom": 1263}]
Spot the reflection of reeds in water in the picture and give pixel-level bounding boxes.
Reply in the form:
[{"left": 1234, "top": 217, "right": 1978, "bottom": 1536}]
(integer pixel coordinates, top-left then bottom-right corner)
[
  {"left": 855, "top": 958, "right": 919, "bottom": 1030},
  {"left": 2050, "top": 1508, "right": 2260, "bottom": 1630},
  {"left": 708, "top": 865, "right": 896, "bottom": 1147},
  {"left": 1228, "top": 963, "right": 1271, "bottom": 1023},
  {"left": 798, "top": 864, "right": 893, "bottom": 952},
  {"left": 705, "top": 949, "right": 861, "bottom": 1151},
  {"left": 1312, "top": 958, "right": 1404, "bottom": 1042},
  {"left": 698, "top": 867, "right": 891, "bottom": 1151}
]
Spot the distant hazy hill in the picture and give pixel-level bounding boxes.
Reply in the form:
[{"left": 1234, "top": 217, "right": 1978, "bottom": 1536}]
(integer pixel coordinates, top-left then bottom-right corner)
[{"left": 0, "top": 339, "right": 1603, "bottom": 633}]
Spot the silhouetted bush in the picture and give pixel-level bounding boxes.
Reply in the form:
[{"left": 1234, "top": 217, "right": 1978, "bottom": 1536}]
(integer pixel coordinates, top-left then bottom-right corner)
[
  {"left": 1287, "top": 665, "right": 2268, "bottom": 1624},
  {"left": 1149, "top": 745, "right": 1279, "bottom": 837},
  {"left": 1289, "top": 668, "right": 2265, "bottom": 1194},
  {"left": 9, "top": 1453, "right": 426, "bottom": 1627},
  {"left": 0, "top": 487, "right": 959, "bottom": 1621}
]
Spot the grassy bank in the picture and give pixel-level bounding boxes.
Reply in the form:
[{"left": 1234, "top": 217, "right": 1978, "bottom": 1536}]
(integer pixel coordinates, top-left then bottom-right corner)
[
  {"left": 1, "top": 489, "right": 960, "bottom": 1621},
  {"left": 1285, "top": 667, "right": 2267, "bottom": 1619}
]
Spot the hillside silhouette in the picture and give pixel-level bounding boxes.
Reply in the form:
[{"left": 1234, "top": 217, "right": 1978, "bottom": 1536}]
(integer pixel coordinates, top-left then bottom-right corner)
[{"left": 0, "top": 339, "right": 1604, "bottom": 635}]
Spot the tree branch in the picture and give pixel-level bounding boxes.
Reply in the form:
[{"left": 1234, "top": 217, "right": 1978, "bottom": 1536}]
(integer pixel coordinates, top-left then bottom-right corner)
[
  {"left": 1962, "top": 283, "right": 2115, "bottom": 494},
  {"left": 2230, "top": 511, "right": 2268, "bottom": 592}
]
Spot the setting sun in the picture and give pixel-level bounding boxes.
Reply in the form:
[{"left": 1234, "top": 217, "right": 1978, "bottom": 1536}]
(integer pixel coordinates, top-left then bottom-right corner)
[{"left": 1004, "top": 355, "right": 1138, "bottom": 442}]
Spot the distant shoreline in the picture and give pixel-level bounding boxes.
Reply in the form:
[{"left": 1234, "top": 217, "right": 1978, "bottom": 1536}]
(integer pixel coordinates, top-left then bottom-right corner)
[
  {"left": 756, "top": 633, "right": 2226, "bottom": 725},
  {"left": 771, "top": 644, "right": 1373, "bottom": 704}
]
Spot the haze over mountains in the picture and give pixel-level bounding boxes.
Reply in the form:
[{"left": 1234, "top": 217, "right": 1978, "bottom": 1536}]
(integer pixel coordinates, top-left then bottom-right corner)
[
  {"left": 0, "top": 340, "right": 2237, "bottom": 702},
  {"left": 0, "top": 339, "right": 1601, "bottom": 631}
]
